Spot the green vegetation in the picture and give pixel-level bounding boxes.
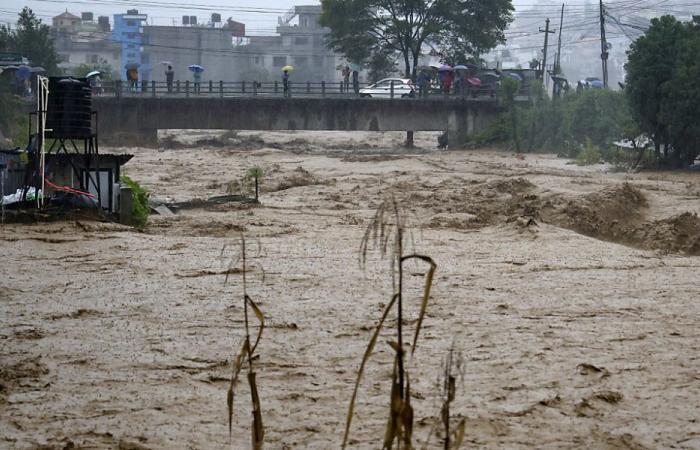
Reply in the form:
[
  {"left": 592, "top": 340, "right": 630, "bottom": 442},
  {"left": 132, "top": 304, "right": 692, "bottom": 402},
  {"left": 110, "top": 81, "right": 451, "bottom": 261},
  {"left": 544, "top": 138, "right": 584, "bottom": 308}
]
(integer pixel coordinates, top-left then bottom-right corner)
[
  {"left": 479, "top": 87, "right": 632, "bottom": 159},
  {"left": 625, "top": 15, "right": 700, "bottom": 167},
  {"left": 0, "top": 80, "right": 29, "bottom": 148},
  {"left": 0, "top": 7, "right": 60, "bottom": 74},
  {"left": 575, "top": 139, "right": 603, "bottom": 166},
  {"left": 121, "top": 176, "right": 149, "bottom": 228},
  {"left": 320, "top": 0, "right": 513, "bottom": 77}
]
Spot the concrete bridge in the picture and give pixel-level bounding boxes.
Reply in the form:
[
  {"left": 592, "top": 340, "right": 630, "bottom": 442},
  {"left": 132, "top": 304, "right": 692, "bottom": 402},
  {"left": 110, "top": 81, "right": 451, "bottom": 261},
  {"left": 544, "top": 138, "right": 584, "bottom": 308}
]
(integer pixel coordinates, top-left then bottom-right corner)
[{"left": 93, "top": 97, "right": 505, "bottom": 147}]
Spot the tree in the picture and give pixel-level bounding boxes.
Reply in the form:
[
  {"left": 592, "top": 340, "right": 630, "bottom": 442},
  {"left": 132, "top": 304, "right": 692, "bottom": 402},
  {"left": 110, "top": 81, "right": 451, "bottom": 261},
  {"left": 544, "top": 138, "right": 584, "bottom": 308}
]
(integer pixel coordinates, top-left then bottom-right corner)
[
  {"left": 625, "top": 15, "right": 700, "bottom": 166},
  {"left": 320, "top": 0, "right": 513, "bottom": 78},
  {"left": 1, "top": 7, "right": 60, "bottom": 74},
  {"left": 658, "top": 17, "right": 700, "bottom": 166}
]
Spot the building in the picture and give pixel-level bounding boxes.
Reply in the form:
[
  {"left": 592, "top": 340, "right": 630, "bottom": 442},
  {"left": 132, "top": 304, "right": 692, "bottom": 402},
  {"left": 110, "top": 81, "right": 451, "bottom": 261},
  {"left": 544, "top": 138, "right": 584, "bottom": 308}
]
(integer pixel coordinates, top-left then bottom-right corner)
[
  {"left": 113, "top": 10, "right": 149, "bottom": 81},
  {"left": 143, "top": 17, "right": 245, "bottom": 83},
  {"left": 51, "top": 12, "right": 121, "bottom": 78},
  {"left": 237, "top": 5, "right": 343, "bottom": 82},
  {"left": 52, "top": 11, "right": 81, "bottom": 32}
]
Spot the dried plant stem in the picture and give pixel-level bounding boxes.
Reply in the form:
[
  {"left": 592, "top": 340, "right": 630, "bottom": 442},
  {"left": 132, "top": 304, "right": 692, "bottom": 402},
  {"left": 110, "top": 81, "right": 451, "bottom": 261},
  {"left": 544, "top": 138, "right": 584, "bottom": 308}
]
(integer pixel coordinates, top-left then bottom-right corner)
[
  {"left": 226, "top": 235, "right": 265, "bottom": 449},
  {"left": 344, "top": 197, "right": 437, "bottom": 450}
]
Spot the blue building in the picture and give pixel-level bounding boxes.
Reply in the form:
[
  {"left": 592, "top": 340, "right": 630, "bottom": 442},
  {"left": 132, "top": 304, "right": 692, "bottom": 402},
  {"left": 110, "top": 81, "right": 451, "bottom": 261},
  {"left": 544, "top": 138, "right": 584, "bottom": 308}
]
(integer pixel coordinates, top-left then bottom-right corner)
[{"left": 112, "top": 10, "right": 149, "bottom": 82}]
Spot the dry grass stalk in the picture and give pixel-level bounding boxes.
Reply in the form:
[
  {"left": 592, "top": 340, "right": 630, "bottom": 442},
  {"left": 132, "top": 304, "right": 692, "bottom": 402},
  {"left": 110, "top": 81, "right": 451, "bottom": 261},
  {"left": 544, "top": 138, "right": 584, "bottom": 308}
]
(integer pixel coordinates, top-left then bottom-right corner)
[
  {"left": 225, "top": 236, "right": 266, "bottom": 449},
  {"left": 440, "top": 344, "right": 465, "bottom": 450},
  {"left": 343, "top": 196, "right": 437, "bottom": 450}
]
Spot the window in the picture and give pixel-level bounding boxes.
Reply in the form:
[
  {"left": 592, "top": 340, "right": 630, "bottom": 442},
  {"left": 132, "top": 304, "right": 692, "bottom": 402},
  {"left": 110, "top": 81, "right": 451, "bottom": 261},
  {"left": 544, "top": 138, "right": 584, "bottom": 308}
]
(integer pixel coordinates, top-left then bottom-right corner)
[
  {"left": 295, "top": 56, "right": 308, "bottom": 67},
  {"left": 294, "top": 36, "right": 308, "bottom": 45},
  {"left": 254, "top": 56, "right": 262, "bottom": 65},
  {"left": 126, "top": 20, "right": 135, "bottom": 26},
  {"left": 85, "top": 54, "right": 98, "bottom": 63},
  {"left": 300, "top": 17, "right": 308, "bottom": 27},
  {"left": 127, "top": 52, "right": 136, "bottom": 58},
  {"left": 273, "top": 56, "right": 287, "bottom": 67},
  {"left": 127, "top": 44, "right": 135, "bottom": 49},
  {"left": 127, "top": 33, "right": 136, "bottom": 39}
]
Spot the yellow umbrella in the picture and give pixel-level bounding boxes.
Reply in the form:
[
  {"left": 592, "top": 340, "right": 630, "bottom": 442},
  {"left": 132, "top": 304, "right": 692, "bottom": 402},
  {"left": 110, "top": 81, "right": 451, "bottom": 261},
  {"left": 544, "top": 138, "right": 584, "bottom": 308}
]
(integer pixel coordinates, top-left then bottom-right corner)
[{"left": 281, "top": 65, "right": 294, "bottom": 72}]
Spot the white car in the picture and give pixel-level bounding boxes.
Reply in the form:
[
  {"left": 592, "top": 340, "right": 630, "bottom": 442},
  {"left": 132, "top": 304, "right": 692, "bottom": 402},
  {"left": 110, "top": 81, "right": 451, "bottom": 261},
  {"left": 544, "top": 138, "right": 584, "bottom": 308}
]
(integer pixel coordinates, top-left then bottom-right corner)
[{"left": 359, "top": 78, "right": 416, "bottom": 98}]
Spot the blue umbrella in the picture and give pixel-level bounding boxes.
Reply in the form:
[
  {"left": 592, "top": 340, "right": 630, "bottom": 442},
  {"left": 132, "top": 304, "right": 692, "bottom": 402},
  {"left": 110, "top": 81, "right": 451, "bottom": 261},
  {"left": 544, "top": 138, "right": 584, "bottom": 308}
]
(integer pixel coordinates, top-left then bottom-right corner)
[
  {"left": 505, "top": 72, "right": 523, "bottom": 81},
  {"left": 438, "top": 64, "right": 453, "bottom": 72},
  {"left": 188, "top": 64, "right": 204, "bottom": 73},
  {"left": 453, "top": 65, "right": 469, "bottom": 70},
  {"left": 590, "top": 79, "right": 604, "bottom": 88},
  {"left": 16, "top": 65, "right": 32, "bottom": 79}
]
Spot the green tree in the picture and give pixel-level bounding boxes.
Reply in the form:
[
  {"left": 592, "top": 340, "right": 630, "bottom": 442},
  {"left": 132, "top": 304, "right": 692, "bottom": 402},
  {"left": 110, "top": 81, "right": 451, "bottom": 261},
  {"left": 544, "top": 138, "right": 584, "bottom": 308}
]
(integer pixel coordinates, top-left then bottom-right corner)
[
  {"left": 500, "top": 76, "right": 521, "bottom": 151},
  {"left": 624, "top": 15, "right": 685, "bottom": 161},
  {"left": 0, "top": 7, "right": 60, "bottom": 73},
  {"left": 658, "top": 17, "right": 700, "bottom": 166},
  {"left": 320, "top": 0, "right": 513, "bottom": 78}
]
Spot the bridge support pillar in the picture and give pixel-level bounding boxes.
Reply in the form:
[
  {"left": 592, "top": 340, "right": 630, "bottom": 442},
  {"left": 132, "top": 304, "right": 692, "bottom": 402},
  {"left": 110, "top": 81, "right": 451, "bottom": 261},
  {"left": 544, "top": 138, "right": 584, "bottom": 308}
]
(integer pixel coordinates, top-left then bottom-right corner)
[
  {"left": 101, "top": 128, "right": 159, "bottom": 148},
  {"left": 447, "top": 109, "right": 475, "bottom": 149}
]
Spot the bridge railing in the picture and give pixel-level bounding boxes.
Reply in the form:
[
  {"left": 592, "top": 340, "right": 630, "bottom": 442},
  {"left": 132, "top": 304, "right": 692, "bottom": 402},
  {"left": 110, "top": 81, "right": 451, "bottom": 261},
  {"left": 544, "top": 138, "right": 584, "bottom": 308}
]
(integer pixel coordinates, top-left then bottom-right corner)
[{"left": 98, "top": 80, "right": 531, "bottom": 100}]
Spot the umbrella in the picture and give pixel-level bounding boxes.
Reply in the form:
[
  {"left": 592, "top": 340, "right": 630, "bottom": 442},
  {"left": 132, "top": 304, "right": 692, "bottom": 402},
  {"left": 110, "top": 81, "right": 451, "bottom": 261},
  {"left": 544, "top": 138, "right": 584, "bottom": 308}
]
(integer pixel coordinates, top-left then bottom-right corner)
[
  {"left": 281, "top": 65, "right": 294, "bottom": 72},
  {"left": 505, "top": 72, "right": 522, "bottom": 81},
  {"left": 30, "top": 67, "right": 46, "bottom": 73},
  {"left": 86, "top": 70, "right": 101, "bottom": 79},
  {"left": 2, "top": 65, "right": 19, "bottom": 71},
  {"left": 481, "top": 71, "right": 501, "bottom": 78},
  {"left": 125, "top": 62, "right": 140, "bottom": 70},
  {"left": 160, "top": 61, "right": 172, "bottom": 66},
  {"left": 589, "top": 79, "right": 604, "bottom": 88},
  {"left": 16, "top": 65, "right": 32, "bottom": 79},
  {"left": 188, "top": 64, "right": 204, "bottom": 73},
  {"left": 466, "top": 76, "right": 482, "bottom": 86},
  {"left": 348, "top": 63, "right": 362, "bottom": 72},
  {"left": 453, "top": 65, "right": 469, "bottom": 70},
  {"left": 428, "top": 62, "right": 441, "bottom": 69},
  {"left": 438, "top": 64, "right": 453, "bottom": 72}
]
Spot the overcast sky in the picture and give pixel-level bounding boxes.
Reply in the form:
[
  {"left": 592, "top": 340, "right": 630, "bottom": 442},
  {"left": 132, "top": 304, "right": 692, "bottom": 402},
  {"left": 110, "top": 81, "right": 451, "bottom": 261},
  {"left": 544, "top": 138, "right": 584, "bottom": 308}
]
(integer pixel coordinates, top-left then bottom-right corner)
[
  {"left": 0, "top": 1, "right": 322, "bottom": 34},
  {"left": 1, "top": 0, "right": 534, "bottom": 34}
]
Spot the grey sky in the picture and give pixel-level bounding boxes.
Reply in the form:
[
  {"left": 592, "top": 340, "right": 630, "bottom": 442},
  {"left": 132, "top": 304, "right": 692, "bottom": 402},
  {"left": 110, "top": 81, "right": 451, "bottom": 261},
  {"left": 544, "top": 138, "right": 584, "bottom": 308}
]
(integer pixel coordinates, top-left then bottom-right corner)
[
  {"left": 0, "top": 1, "right": 321, "bottom": 34},
  {"left": 1, "top": 0, "right": 537, "bottom": 34}
]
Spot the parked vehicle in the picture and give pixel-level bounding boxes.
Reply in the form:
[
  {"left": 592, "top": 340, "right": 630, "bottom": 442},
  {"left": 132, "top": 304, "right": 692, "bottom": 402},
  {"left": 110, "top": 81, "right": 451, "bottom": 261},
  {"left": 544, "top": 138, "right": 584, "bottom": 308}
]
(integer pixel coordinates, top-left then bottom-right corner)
[{"left": 359, "top": 78, "right": 416, "bottom": 98}]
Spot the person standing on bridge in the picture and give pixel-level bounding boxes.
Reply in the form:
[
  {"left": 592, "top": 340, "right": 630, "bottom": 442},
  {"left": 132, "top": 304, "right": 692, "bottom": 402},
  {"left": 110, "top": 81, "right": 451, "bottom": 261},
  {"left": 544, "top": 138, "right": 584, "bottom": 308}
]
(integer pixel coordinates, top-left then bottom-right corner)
[
  {"left": 193, "top": 70, "right": 201, "bottom": 95},
  {"left": 127, "top": 67, "right": 138, "bottom": 93},
  {"left": 165, "top": 65, "right": 174, "bottom": 93},
  {"left": 283, "top": 69, "right": 290, "bottom": 97},
  {"left": 342, "top": 65, "right": 350, "bottom": 93},
  {"left": 352, "top": 69, "right": 359, "bottom": 94}
]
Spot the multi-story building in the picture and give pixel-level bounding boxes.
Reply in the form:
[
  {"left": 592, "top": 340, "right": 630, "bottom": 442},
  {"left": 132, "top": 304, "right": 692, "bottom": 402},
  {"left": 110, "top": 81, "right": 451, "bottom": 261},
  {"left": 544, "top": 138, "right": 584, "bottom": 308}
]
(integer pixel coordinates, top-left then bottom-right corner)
[
  {"left": 143, "top": 18, "right": 246, "bottom": 83},
  {"left": 237, "top": 5, "right": 343, "bottom": 82},
  {"left": 51, "top": 11, "right": 121, "bottom": 77},
  {"left": 113, "top": 10, "right": 149, "bottom": 81}
]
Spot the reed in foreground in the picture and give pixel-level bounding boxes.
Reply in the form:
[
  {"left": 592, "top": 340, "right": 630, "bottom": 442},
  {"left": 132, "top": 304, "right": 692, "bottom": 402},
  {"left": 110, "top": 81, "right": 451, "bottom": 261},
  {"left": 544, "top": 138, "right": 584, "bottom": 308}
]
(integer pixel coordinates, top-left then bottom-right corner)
[
  {"left": 343, "top": 196, "right": 437, "bottom": 449},
  {"left": 225, "top": 236, "right": 265, "bottom": 449}
]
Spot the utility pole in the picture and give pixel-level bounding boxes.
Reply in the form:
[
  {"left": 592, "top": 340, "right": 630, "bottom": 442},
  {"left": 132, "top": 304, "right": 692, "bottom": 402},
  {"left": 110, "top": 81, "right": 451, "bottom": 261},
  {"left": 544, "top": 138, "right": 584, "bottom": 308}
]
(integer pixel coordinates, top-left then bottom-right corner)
[
  {"left": 539, "top": 18, "right": 555, "bottom": 88},
  {"left": 556, "top": 4, "right": 565, "bottom": 75},
  {"left": 599, "top": 0, "right": 609, "bottom": 87}
]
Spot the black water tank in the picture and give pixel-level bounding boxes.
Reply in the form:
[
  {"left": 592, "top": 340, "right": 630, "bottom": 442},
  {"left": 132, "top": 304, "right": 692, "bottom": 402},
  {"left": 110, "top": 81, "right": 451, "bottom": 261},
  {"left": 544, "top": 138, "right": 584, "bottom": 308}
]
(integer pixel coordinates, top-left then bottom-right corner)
[{"left": 46, "top": 77, "right": 92, "bottom": 139}]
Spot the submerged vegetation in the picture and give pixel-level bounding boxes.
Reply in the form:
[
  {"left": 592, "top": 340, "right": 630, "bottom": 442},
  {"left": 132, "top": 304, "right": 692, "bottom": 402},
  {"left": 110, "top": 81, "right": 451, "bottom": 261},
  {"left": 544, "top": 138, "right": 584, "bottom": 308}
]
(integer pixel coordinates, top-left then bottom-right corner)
[{"left": 121, "top": 176, "right": 149, "bottom": 229}]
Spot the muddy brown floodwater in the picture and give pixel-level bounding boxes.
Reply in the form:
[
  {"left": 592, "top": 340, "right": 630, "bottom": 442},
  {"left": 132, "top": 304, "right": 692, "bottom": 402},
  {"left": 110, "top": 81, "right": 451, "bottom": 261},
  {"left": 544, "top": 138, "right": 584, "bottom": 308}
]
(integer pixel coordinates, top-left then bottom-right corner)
[{"left": 2, "top": 131, "right": 700, "bottom": 449}]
